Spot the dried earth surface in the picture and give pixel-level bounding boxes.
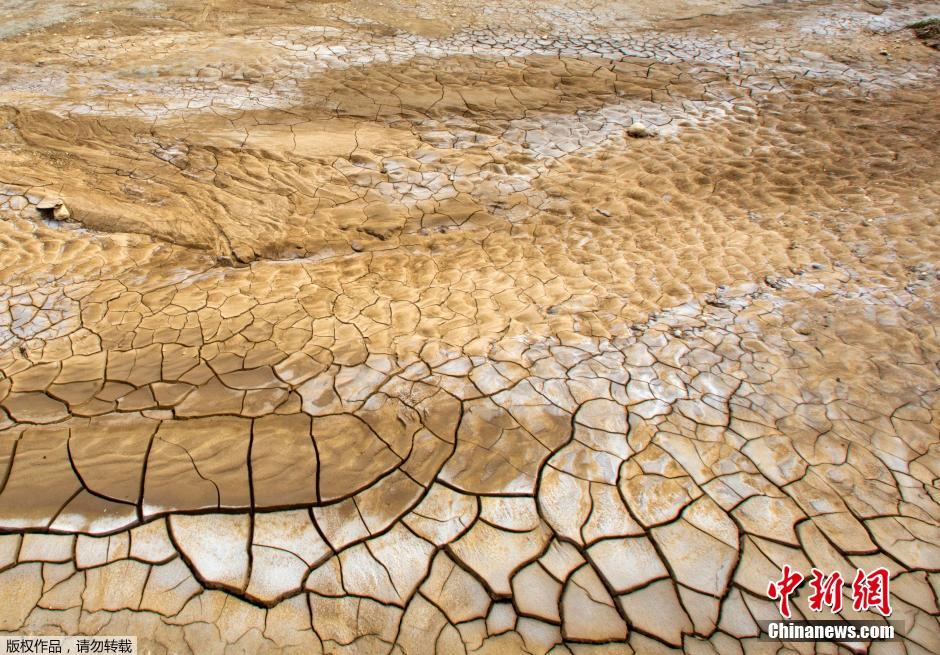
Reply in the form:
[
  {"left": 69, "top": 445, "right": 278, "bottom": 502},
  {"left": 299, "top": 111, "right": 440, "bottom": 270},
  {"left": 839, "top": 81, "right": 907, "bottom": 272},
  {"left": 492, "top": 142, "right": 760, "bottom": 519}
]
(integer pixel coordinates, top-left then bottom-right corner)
[{"left": 0, "top": 0, "right": 939, "bottom": 653}]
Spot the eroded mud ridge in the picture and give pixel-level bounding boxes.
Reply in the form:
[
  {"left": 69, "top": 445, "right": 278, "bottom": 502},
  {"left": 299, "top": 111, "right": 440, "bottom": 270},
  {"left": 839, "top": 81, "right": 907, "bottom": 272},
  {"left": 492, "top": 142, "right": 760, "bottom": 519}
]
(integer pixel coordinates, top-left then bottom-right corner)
[{"left": 0, "top": 0, "right": 939, "bottom": 653}]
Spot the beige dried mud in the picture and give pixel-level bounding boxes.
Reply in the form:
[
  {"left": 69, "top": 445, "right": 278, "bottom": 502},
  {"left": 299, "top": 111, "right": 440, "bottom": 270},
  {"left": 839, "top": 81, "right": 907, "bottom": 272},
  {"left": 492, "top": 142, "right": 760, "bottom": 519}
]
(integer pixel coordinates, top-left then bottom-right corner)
[{"left": 0, "top": 0, "right": 939, "bottom": 653}]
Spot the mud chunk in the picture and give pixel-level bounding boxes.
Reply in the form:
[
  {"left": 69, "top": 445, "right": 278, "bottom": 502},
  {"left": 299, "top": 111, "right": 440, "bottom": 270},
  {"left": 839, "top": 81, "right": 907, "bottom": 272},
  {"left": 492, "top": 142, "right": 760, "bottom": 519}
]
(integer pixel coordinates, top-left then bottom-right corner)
[{"left": 627, "top": 122, "right": 657, "bottom": 138}]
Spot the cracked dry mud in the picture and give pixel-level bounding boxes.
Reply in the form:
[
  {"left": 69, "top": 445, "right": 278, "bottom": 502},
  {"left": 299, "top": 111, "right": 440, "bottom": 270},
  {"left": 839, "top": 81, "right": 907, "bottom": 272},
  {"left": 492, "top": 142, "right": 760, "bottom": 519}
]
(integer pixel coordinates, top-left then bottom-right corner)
[{"left": 0, "top": 0, "right": 938, "bottom": 653}]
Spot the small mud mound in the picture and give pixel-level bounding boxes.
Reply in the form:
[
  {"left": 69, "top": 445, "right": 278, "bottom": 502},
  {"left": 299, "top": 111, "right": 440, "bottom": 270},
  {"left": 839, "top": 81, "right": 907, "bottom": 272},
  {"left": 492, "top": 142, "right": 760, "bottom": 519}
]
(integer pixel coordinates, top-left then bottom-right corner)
[{"left": 910, "top": 17, "right": 940, "bottom": 49}]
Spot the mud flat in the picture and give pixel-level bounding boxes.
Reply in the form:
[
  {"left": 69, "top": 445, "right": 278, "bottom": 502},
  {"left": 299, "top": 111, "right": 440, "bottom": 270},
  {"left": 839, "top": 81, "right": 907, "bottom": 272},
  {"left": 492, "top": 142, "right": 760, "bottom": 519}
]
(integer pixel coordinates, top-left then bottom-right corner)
[{"left": 0, "top": 0, "right": 938, "bottom": 653}]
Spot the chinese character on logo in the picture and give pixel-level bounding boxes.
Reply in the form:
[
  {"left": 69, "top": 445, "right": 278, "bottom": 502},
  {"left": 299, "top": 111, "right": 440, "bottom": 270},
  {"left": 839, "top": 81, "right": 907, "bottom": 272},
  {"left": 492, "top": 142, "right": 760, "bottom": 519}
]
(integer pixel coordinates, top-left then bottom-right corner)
[
  {"left": 807, "top": 568, "right": 844, "bottom": 613},
  {"left": 852, "top": 567, "right": 892, "bottom": 616},
  {"left": 767, "top": 564, "right": 804, "bottom": 619}
]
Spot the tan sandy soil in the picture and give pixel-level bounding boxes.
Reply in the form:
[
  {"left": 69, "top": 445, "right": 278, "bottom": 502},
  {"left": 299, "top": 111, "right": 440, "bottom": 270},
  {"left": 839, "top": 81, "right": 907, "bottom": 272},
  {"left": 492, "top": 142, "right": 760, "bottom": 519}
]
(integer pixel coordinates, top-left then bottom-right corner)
[{"left": 0, "top": 0, "right": 938, "bottom": 653}]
